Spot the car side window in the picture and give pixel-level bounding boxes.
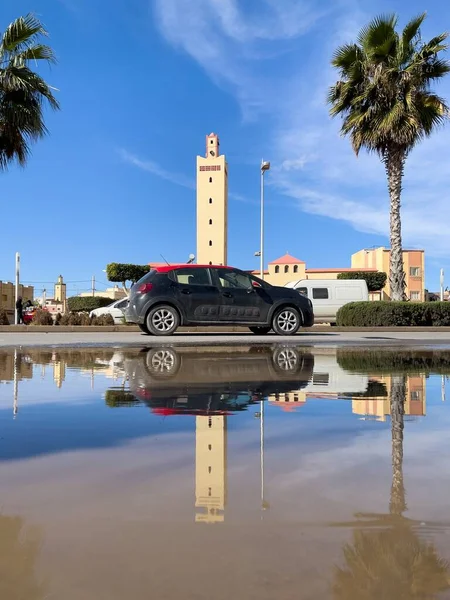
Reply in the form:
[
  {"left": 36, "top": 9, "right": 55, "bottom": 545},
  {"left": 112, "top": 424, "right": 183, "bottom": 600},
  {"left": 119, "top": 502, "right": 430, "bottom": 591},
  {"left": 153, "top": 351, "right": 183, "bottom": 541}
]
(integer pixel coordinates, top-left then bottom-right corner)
[
  {"left": 117, "top": 300, "right": 127, "bottom": 309},
  {"left": 214, "top": 268, "right": 251, "bottom": 289},
  {"left": 312, "top": 288, "right": 329, "bottom": 299},
  {"left": 174, "top": 268, "right": 212, "bottom": 286}
]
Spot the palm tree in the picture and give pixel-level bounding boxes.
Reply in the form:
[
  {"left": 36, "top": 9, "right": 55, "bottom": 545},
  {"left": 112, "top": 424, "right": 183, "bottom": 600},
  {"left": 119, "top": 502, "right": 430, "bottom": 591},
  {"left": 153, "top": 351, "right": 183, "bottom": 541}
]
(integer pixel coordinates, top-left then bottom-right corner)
[
  {"left": 329, "top": 14, "right": 449, "bottom": 300},
  {"left": 0, "top": 13, "right": 59, "bottom": 171}
]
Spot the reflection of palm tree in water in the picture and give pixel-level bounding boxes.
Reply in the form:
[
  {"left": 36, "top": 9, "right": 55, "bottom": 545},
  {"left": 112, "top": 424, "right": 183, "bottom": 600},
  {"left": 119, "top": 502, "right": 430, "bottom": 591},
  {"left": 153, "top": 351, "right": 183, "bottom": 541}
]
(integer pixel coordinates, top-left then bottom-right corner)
[
  {"left": 0, "top": 514, "right": 47, "bottom": 599},
  {"left": 333, "top": 375, "right": 450, "bottom": 599}
]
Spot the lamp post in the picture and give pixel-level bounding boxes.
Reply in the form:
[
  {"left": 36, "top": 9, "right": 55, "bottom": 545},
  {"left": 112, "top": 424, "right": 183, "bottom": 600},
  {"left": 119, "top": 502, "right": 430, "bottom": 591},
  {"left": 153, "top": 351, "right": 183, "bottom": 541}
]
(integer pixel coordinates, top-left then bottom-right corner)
[{"left": 260, "top": 160, "right": 270, "bottom": 281}]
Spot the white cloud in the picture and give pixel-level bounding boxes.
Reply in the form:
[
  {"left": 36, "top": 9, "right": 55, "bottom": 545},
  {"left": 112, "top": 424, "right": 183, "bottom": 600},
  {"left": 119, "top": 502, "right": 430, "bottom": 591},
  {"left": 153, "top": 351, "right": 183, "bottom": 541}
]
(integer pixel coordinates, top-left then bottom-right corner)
[
  {"left": 119, "top": 148, "right": 195, "bottom": 189},
  {"left": 152, "top": 0, "right": 450, "bottom": 258}
]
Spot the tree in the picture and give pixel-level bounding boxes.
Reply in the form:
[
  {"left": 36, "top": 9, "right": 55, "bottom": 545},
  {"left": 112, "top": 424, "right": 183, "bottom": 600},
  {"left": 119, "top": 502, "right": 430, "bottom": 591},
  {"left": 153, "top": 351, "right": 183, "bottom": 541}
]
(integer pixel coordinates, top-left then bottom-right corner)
[
  {"left": 0, "top": 14, "right": 59, "bottom": 170},
  {"left": 337, "top": 271, "right": 387, "bottom": 292},
  {"left": 106, "top": 263, "right": 151, "bottom": 293},
  {"left": 329, "top": 14, "right": 449, "bottom": 301}
]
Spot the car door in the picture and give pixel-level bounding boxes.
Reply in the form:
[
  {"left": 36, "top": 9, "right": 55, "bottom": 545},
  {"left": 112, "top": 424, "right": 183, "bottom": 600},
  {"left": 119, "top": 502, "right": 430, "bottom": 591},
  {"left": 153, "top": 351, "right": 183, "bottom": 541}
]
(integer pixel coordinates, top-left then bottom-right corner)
[
  {"left": 310, "top": 286, "right": 332, "bottom": 321},
  {"left": 171, "top": 267, "right": 221, "bottom": 322},
  {"left": 212, "top": 268, "right": 269, "bottom": 323}
]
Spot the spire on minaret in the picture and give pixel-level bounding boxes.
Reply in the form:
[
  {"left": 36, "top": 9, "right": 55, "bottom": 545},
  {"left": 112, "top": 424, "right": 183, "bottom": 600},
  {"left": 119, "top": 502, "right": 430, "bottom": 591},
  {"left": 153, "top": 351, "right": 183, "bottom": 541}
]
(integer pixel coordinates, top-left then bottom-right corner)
[{"left": 205, "top": 133, "right": 220, "bottom": 158}]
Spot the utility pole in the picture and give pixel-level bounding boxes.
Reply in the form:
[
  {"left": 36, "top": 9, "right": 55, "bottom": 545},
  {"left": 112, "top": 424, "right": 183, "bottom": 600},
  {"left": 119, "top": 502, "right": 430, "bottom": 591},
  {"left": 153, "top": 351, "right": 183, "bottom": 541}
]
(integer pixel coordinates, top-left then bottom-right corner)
[
  {"left": 440, "top": 269, "right": 445, "bottom": 302},
  {"left": 14, "top": 252, "right": 20, "bottom": 325},
  {"left": 92, "top": 275, "right": 95, "bottom": 297},
  {"left": 42, "top": 288, "right": 46, "bottom": 307}
]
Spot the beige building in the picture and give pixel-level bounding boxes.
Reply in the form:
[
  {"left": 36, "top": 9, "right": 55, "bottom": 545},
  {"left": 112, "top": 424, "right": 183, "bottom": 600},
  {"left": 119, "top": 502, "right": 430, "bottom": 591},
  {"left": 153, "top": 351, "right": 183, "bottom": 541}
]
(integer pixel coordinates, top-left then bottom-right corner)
[
  {"left": 352, "top": 247, "right": 425, "bottom": 301},
  {"left": 196, "top": 133, "right": 228, "bottom": 266},
  {"left": 79, "top": 285, "right": 126, "bottom": 300},
  {"left": 253, "top": 248, "right": 425, "bottom": 301},
  {"left": 195, "top": 415, "right": 227, "bottom": 524},
  {"left": 0, "top": 282, "right": 34, "bottom": 323}
]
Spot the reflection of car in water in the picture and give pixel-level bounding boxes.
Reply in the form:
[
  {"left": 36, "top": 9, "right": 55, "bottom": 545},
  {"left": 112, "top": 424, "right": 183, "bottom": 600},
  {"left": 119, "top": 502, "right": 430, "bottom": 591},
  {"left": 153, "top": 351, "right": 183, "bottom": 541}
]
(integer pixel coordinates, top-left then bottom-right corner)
[{"left": 118, "top": 346, "right": 314, "bottom": 415}]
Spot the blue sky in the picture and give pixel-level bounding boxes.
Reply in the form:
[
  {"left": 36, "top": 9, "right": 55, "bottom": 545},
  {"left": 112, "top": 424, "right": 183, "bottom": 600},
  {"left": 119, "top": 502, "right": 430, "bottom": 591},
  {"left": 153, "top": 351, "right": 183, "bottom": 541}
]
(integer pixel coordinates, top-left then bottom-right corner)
[{"left": 1, "top": 0, "right": 449, "bottom": 297}]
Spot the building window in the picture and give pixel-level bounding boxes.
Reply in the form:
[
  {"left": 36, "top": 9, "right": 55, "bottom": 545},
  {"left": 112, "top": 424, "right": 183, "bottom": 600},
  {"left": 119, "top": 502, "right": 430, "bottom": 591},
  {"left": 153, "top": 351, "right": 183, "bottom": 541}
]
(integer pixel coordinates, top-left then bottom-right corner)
[
  {"left": 284, "top": 265, "right": 289, "bottom": 273},
  {"left": 211, "top": 139, "right": 214, "bottom": 144},
  {"left": 411, "top": 390, "right": 421, "bottom": 400},
  {"left": 208, "top": 417, "right": 212, "bottom": 428},
  {"left": 209, "top": 219, "right": 212, "bottom": 225},
  {"left": 209, "top": 240, "right": 212, "bottom": 246},
  {"left": 294, "top": 265, "right": 298, "bottom": 273},
  {"left": 208, "top": 466, "right": 212, "bottom": 474},
  {"left": 410, "top": 267, "right": 421, "bottom": 277},
  {"left": 209, "top": 198, "right": 212, "bottom": 204},
  {"left": 275, "top": 266, "right": 280, "bottom": 274},
  {"left": 312, "top": 288, "right": 329, "bottom": 299},
  {"left": 209, "top": 177, "right": 212, "bottom": 183},
  {"left": 209, "top": 261, "right": 212, "bottom": 265},
  {"left": 410, "top": 291, "right": 421, "bottom": 301},
  {"left": 208, "top": 488, "right": 212, "bottom": 496}
]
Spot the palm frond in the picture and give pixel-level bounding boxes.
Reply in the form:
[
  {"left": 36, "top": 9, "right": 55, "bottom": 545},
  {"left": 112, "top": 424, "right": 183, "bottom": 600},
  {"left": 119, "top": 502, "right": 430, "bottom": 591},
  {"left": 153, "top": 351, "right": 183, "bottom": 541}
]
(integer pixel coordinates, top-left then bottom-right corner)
[
  {"left": 0, "top": 14, "right": 46, "bottom": 54},
  {"left": 11, "top": 44, "right": 57, "bottom": 67},
  {"left": 332, "top": 44, "right": 360, "bottom": 72},
  {"left": 358, "top": 14, "right": 398, "bottom": 53},
  {"left": 402, "top": 13, "right": 426, "bottom": 47}
]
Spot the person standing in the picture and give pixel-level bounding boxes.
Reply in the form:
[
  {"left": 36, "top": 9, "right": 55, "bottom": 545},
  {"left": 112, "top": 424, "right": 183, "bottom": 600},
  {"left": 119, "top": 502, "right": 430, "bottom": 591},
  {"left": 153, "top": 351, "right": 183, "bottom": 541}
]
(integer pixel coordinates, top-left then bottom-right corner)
[{"left": 15, "top": 297, "right": 24, "bottom": 324}]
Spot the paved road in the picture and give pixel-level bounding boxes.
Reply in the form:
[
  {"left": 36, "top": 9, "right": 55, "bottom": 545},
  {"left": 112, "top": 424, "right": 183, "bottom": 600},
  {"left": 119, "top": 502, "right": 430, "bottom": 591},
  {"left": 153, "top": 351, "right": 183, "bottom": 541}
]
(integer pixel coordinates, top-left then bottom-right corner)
[{"left": 2, "top": 330, "right": 450, "bottom": 348}]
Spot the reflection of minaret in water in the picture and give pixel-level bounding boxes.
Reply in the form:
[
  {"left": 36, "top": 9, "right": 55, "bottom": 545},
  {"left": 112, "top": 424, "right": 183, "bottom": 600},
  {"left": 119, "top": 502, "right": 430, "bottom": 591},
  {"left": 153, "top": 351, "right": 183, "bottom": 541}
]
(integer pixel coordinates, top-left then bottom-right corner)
[
  {"left": 53, "top": 361, "right": 66, "bottom": 389},
  {"left": 195, "top": 414, "right": 227, "bottom": 523}
]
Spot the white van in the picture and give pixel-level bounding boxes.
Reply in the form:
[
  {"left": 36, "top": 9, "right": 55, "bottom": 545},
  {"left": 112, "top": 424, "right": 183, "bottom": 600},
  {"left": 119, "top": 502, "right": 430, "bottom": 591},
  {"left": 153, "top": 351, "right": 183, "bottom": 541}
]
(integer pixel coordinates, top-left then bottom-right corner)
[{"left": 285, "top": 279, "right": 368, "bottom": 324}]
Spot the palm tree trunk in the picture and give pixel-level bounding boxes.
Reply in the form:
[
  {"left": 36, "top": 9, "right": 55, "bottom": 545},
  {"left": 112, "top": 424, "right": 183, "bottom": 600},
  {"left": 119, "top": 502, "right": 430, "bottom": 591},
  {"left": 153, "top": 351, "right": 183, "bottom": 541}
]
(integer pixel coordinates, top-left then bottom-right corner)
[
  {"left": 389, "top": 374, "right": 406, "bottom": 516},
  {"left": 385, "top": 149, "right": 406, "bottom": 301}
]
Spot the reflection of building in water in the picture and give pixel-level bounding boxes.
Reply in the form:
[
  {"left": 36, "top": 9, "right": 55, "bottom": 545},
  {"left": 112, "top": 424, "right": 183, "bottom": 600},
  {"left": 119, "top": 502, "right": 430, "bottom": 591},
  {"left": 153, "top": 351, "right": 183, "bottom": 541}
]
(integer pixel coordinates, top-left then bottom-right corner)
[
  {"left": 53, "top": 361, "right": 66, "bottom": 389},
  {"left": 267, "top": 350, "right": 426, "bottom": 420},
  {"left": 352, "top": 375, "right": 426, "bottom": 421},
  {"left": 0, "top": 353, "right": 33, "bottom": 382},
  {"left": 195, "top": 415, "right": 227, "bottom": 523}
]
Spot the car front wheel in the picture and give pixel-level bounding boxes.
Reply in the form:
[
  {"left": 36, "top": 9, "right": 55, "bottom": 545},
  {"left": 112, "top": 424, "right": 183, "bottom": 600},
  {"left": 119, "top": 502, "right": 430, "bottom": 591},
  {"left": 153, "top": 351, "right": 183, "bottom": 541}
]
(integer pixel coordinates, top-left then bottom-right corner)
[
  {"left": 272, "top": 307, "right": 301, "bottom": 336},
  {"left": 146, "top": 305, "right": 180, "bottom": 336},
  {"left": 138, "top": 323, "right": 150, "bottom": 335}
]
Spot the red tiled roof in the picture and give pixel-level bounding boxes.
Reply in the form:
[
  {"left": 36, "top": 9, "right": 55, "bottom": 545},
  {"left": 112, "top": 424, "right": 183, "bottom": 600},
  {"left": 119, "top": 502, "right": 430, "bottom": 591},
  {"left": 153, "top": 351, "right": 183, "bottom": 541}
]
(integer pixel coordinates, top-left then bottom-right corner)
[
  {"left": 269, "top": 254, "right": 305, "bottom": 265},
  {"left": 306, "top": 268, "right": 378, "bottom": 273}
]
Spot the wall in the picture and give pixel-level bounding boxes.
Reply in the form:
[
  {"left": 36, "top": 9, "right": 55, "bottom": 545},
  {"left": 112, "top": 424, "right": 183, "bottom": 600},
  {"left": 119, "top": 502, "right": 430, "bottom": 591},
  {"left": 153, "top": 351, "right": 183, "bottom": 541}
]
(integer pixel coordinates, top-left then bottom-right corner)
[{"left": 0, "top": 282, "right": 34, "bottom": 323}]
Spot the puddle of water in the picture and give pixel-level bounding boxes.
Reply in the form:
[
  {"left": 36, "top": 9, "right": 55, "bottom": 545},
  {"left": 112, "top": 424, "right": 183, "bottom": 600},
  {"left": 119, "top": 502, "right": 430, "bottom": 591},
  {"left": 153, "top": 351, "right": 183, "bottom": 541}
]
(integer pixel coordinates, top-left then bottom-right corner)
[{"left": 1, "top": 345, "right": 450, "bottom": 599}]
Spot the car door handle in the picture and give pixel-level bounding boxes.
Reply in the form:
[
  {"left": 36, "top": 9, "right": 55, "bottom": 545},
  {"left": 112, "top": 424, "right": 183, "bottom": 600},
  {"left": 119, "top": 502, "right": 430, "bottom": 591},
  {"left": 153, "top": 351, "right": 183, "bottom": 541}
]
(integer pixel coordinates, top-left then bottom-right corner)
[
  {"left": 222, "top": 292, "right": 233, "bottom": 298},
  {"left": 180, "top": 289, "right": 191, "bottom": 295}
]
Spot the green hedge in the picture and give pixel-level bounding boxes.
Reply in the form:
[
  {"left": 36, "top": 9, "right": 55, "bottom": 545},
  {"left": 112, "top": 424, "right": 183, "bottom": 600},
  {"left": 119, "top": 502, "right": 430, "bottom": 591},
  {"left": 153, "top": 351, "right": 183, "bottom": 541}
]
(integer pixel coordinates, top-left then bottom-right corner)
[
  {"left": 336, "top": 301, "right": 450, "bottom": 327},
  {"left": 67, "top": 296, "right": 112, "bottom": 313},
  {"left": 337, "top": 271, "right": 387, "bottom": 292}
]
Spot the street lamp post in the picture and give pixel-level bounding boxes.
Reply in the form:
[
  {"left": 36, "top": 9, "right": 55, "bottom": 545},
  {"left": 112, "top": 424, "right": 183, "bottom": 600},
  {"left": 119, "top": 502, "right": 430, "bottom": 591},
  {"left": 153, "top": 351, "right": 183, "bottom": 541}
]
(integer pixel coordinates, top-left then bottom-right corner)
[{"left": 260, "top": 160, "right": 270, "bottom": 281}]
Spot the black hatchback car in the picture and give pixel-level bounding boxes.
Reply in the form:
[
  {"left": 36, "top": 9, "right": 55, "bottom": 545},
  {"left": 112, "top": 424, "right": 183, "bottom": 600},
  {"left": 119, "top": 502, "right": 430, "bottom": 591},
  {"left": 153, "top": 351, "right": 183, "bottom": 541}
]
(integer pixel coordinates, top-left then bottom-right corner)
[{"left": 125, "top": 264, "right": 314, "bottom": 336}]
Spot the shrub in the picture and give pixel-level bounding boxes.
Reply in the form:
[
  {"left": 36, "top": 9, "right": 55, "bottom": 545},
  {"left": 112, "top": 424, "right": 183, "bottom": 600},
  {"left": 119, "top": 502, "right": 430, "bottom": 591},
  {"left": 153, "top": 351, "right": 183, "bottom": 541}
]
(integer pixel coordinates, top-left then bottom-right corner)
[
  {"left": 91, "top": 314, "right": 115, "bottom": 326},
  {"left": 105, "top": 389, "right": 141, "bottom": 407},
  {"left": 31, "top": 309, "right": 54, "bottom": 326},
  {"left": 0, "top": 309, "right": 9, "bottom": 325},
  {"left": 59, "top": 312, "right": 87, "bottom": 326},
  {"left": 337, "top": 271, "right": 387, "bottom": 292},
  {"left": 335, "top": 301, "right": 450, "bottom": 327},
  {"left": 67, "top": 296, "right": 112, "bottom": 313},
  {"left": 54, "top": 312, "right": 62, "bottom": 325}
]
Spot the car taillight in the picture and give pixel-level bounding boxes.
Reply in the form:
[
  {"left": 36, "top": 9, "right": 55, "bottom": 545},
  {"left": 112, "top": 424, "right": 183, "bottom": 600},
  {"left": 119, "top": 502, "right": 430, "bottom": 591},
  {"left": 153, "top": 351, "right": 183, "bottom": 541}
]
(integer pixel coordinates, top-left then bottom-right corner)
[{"left": 137, "top": 283, "right": 153, "bottom": 294}]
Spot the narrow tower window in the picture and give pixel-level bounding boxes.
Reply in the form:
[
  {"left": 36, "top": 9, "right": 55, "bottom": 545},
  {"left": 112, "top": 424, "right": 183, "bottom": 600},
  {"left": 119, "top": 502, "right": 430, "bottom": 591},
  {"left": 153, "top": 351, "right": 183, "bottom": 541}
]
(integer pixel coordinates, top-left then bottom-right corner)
[
  {"left": 275, "top": 266, "right": 280, "bottom": 274},
  {"left": 284, "top": 265, "right": 289, "bottom": 273},
  {"left": 209, "top": 240, "right": 212, "bottom": 246},
  {"left": 209, "top": 177, "right": 212, "bottom": 183},
  {"left": 294, "top": 265, "right": 298, "bottom": 273},
  {"left": 209, "top": 198, "right": 213, "bottom": 204},
  {"left": 209, "top": 219, "right": 212, "bottom": 225}
]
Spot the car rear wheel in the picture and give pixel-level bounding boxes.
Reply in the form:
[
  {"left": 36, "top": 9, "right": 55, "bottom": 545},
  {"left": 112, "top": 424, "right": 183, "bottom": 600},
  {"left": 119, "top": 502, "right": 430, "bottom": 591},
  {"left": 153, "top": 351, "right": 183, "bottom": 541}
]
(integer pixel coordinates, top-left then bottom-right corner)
[
  {"left": 249, "top": 326, "right": 271, "bottom": 335},
  {"left": 272, "top": 307, "right": 301, "bottom": 336},
  {"left": 146, "top": 305, "right": 180, "bottom": 336},
  {"left": 138, "top": 323, "right": 150, "bottom": 334}
]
